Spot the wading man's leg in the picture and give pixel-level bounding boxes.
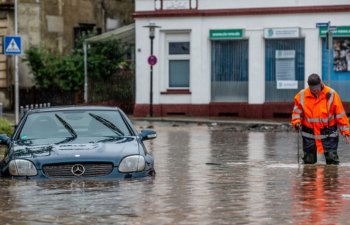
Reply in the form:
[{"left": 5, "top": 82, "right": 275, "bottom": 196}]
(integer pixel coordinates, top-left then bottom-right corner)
[
  {"left": 324, "top": 151, "right": 339, "bottom": 165},
  {"left": 323, "top": 135, "right": 340, "bottom": 165},
  {"left": 303, "top": 136, "right": 317, "bottom": 164}
]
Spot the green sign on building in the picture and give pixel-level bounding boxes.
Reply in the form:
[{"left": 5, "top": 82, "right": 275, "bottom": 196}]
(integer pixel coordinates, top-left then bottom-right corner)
[
  {"left": 319, "top": 26, "right": 350, "bottom": 37},
  {"left": 210, "top": 29, "right": 244, "bottom": 39}
]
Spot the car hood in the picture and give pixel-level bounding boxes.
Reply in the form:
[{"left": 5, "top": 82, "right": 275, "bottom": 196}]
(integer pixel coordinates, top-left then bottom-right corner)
[{"left": 10, "top": 136, "right": 140, "bottom": 166}]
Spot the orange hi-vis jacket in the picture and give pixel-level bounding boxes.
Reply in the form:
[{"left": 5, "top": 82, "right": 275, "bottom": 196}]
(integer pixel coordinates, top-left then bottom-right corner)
[{"left": 291, "top": 84, "right": 350, "bottom": 153}]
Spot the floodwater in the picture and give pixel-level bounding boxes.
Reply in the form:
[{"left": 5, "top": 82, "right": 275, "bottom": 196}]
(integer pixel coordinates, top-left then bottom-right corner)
[{"left": 1, "top": 121, "right": 350, "bottom": 225}]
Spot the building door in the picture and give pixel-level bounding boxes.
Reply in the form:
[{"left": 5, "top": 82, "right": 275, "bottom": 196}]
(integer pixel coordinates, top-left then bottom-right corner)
[{"left": 211, "top": 40, "right": 248, "bottom": 102}]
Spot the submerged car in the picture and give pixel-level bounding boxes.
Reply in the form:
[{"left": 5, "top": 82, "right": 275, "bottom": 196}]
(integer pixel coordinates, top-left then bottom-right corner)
[{"left": 0, "top": 106, "right": 156, "bottom": 179}]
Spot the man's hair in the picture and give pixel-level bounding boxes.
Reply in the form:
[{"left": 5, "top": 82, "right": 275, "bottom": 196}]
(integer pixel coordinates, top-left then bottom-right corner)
[{"left": 307, "top": 73, "right": 321, "bottom": 86}]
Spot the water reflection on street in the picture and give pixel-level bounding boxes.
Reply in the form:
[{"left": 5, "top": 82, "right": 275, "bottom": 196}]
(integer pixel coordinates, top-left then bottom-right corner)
[{"left": 1, "top": 121, "right": 350, "bottom": 224}]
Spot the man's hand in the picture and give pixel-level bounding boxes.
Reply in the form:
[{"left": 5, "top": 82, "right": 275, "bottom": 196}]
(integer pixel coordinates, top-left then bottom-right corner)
[
  {"left": 344, "top": 135, "right": 350, "bottom": 144},
  {"left": 294, "top": 123, "right": 301, "bottom": 131}
]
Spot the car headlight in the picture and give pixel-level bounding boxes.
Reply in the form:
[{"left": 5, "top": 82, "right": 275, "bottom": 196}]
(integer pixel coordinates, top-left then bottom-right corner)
[
  {"left": 118, "top": 155, "right": 145, "bottom": 173},
  {"left": 9, "top": 159, "right": 38, "bottom": 176}
]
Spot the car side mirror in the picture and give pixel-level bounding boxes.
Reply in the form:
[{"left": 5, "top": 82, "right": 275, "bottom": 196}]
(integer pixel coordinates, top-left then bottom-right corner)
[
  {"left": 0, "top": 134, "right": 10, "bottom": 146},
  {"left": 139, "top": 129, "right": 157, "bottom": 141}
]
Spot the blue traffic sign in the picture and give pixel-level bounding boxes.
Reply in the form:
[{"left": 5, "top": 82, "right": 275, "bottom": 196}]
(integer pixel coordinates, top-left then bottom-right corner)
[
  {"left": 3, "top": 36, "right": 22, "bottom": 55},
  {"left": 329, "top": 26, "right": 337, "bottom": 31}
]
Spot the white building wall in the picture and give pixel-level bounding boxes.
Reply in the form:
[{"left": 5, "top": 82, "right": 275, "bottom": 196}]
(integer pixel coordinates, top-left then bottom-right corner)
[
  {"left": 135, "top": 0, "right": 350, "bottom": 107},
  {"left": 135, "top": 20, "right": 154, "bottom": 104},
  {"left": 304, "top": 29, "right": 322, "bottom": 87},
  {"left": 248, "top": 30, "right": 265, "bottom": 104},
  {"left": 190, "top": 19, "right": 211, "bottom": 104},
  {"left": 136, "top": 17, "right": 211, "bottom": 104}
]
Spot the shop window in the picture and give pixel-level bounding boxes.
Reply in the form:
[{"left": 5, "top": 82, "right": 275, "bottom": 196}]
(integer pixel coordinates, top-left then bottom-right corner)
[
  {"left": 211, "top": 40, "right": 248, "bottom": 102},
  {"left": 167, "top": 40, "right": 190, "bottom": 88},
  {"left": 265, "top": 39, "right": 305, "bottom": 102},
  {"left": 322, "top": 37, "right": 350, "bottom": 101},
  {"left": 333, "top": 39, "right": 350, "bottom": 72}
]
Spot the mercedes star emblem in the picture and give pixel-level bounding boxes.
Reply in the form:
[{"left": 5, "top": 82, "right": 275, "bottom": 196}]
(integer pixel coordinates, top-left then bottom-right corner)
[{"left": 71, "top": 164, "right": 85, "bottom": 176}]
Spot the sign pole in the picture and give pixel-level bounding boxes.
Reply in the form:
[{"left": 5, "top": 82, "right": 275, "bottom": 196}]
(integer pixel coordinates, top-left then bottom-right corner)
[
  {"left": 328, "top": 32, "right": 331, "bottom": 86},
  {"left": 14, "top": 0, "right": 19, "bottom": 124},
  {"left": 144, "top": 23, "right": 161, "bottom": 117},
  {"left": 327, "top": 21, "right": 332, "bottom": 86},
  {"left": 150, "top": 35, "right": 154, "bottom": 117}
]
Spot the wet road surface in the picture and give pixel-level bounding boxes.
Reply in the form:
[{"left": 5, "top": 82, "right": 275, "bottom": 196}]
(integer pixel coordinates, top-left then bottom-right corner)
[{"left": 1, "top": 121, "right": 350, "bottom": 225}]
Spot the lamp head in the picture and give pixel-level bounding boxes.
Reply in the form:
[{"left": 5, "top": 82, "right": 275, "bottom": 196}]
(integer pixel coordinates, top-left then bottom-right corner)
[
  {"left": 149, "top": 27, "right": 155, "bottom": 39},
  {"left": 143, "top": 23, "right": 161, "bottom": 39}
]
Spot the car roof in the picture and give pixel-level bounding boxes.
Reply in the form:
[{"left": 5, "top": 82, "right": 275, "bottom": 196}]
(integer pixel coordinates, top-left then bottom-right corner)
[{"left": 24, "top": 105, "right": 121, "bottom": 114}]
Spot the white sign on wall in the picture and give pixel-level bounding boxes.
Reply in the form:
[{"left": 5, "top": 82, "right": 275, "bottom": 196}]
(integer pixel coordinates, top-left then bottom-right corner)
[
  {"left": 277, "top": 81, "right": 298, "bottom": 89},
  {"left": 264, "top": 27, "right": 300, "bottom": 39},
  {"left": 275, "top": 50, "right": 295, "bottom": 59}
]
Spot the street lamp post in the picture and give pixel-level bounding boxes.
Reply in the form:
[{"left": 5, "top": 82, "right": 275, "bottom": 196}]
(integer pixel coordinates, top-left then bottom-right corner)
[
  {"left": 144, "top": 23, "right": 161, "bottom": 117},
  {"left": 14, "top": 0, "right": 19, "bottom": 124}
]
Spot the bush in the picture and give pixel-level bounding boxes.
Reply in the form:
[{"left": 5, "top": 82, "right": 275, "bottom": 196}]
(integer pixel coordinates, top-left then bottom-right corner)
[
  {"left": 25, "top": 33, "right": 135, "bottom": 111},
  {"left": 0, "top": 117, "right": 14, "bottom": 137},
  {"left": 25, "top": 47, "right": 84, "bottom": 91},
  {"left": 25, "top": 37, "right": 132, "bottom": 92}
]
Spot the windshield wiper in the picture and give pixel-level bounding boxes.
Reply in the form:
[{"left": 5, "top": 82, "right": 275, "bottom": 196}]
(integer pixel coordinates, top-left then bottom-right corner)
[
  {"left": 96, "top": 136, "right": 125, "bottom": 143},
  {"left": 89, "top": 113, "right": 124, "bottom": 136},
  {"left": 55, "top": 136, "right": 77, "bottom": 145},
  {"left": 55, "top": 114, "right": 78, "bottom": 139}
]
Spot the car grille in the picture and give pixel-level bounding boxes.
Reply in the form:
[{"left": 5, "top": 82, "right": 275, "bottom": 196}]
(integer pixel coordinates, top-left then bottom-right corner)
[{"left": 43, "top": 163, "right": 114, "bottom": 178}]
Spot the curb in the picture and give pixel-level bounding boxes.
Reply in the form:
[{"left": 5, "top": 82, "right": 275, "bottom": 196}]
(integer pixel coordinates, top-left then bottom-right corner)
[
  {"left": 131, "top": 117, "right": 290, "bottom": 127},
  {"left": 2, "top": 112, "right": 291, "bottom": 128}
]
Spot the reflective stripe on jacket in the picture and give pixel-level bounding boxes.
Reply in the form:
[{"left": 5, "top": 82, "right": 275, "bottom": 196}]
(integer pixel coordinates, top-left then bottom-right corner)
[{"left": 291, "top": 84, "right": 350, "bottom": 153}]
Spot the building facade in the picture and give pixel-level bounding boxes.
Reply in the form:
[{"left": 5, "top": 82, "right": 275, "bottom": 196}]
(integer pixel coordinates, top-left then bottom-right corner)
[
  {"left": 133, "top": 0, "right": 350, "bottom": 118},
  {"left": 0, "top": 0, "right": 134, "bottom": 109}
]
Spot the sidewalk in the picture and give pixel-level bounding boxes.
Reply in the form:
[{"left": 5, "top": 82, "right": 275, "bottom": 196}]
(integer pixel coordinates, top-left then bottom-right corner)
[
  {"left": 131, "top": 116, "right": 290, "bottom": 127},
  {"left": 2, "top": 112, "right": 291, "bottom": 128}
]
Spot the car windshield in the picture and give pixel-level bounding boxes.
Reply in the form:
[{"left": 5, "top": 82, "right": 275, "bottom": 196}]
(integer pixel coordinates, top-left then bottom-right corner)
[{"left": 18, "top": 109, "right": 132, "bottom": 142}]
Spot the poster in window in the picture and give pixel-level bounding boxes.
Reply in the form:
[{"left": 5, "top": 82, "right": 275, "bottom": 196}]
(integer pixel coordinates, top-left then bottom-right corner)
[
  {"left": 275, "top": 50, "right": 295, "bottom": 80},
  {"left": 333, "top": 39, "right": 350, "bottom": 72},
  {"left": 275, "top": 50, "right": 297, "bottom": 89}
]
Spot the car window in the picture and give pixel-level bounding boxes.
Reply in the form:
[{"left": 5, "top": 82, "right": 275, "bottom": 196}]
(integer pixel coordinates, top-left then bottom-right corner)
[
  {"left": 20, "top": 114, "right": 67, "bottom": 139},
  {"left": 19, "top": 110, "right": 132, "bottom": 140}
]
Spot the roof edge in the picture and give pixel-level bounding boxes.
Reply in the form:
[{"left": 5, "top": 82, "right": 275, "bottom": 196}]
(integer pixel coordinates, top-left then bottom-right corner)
[
  {"left": 133, "top": 5, "right": 350, "bottom": 18},
  {"left": 85, "top": 23, "right": 135, "bottom": 43}
]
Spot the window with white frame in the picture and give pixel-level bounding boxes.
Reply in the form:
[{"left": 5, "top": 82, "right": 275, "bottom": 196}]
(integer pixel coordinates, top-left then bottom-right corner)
[{"left": 166, "top": 34, "right": 190, "bottom": 88}]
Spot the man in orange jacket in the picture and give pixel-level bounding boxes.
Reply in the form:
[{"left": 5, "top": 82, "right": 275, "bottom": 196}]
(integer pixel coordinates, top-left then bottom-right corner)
[{"left": 292, "top": 73, "right": 350, "bottom": 164}]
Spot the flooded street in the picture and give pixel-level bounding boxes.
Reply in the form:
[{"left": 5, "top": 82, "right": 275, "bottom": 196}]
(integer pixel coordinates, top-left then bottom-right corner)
[{"left": 1, "top": 121, "right": 350, "bottom": 225}]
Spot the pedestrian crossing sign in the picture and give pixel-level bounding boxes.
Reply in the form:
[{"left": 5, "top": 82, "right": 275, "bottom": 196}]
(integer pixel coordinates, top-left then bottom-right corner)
[{"left": 3, "top": 36, "right": 22, "bottom": 55}]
